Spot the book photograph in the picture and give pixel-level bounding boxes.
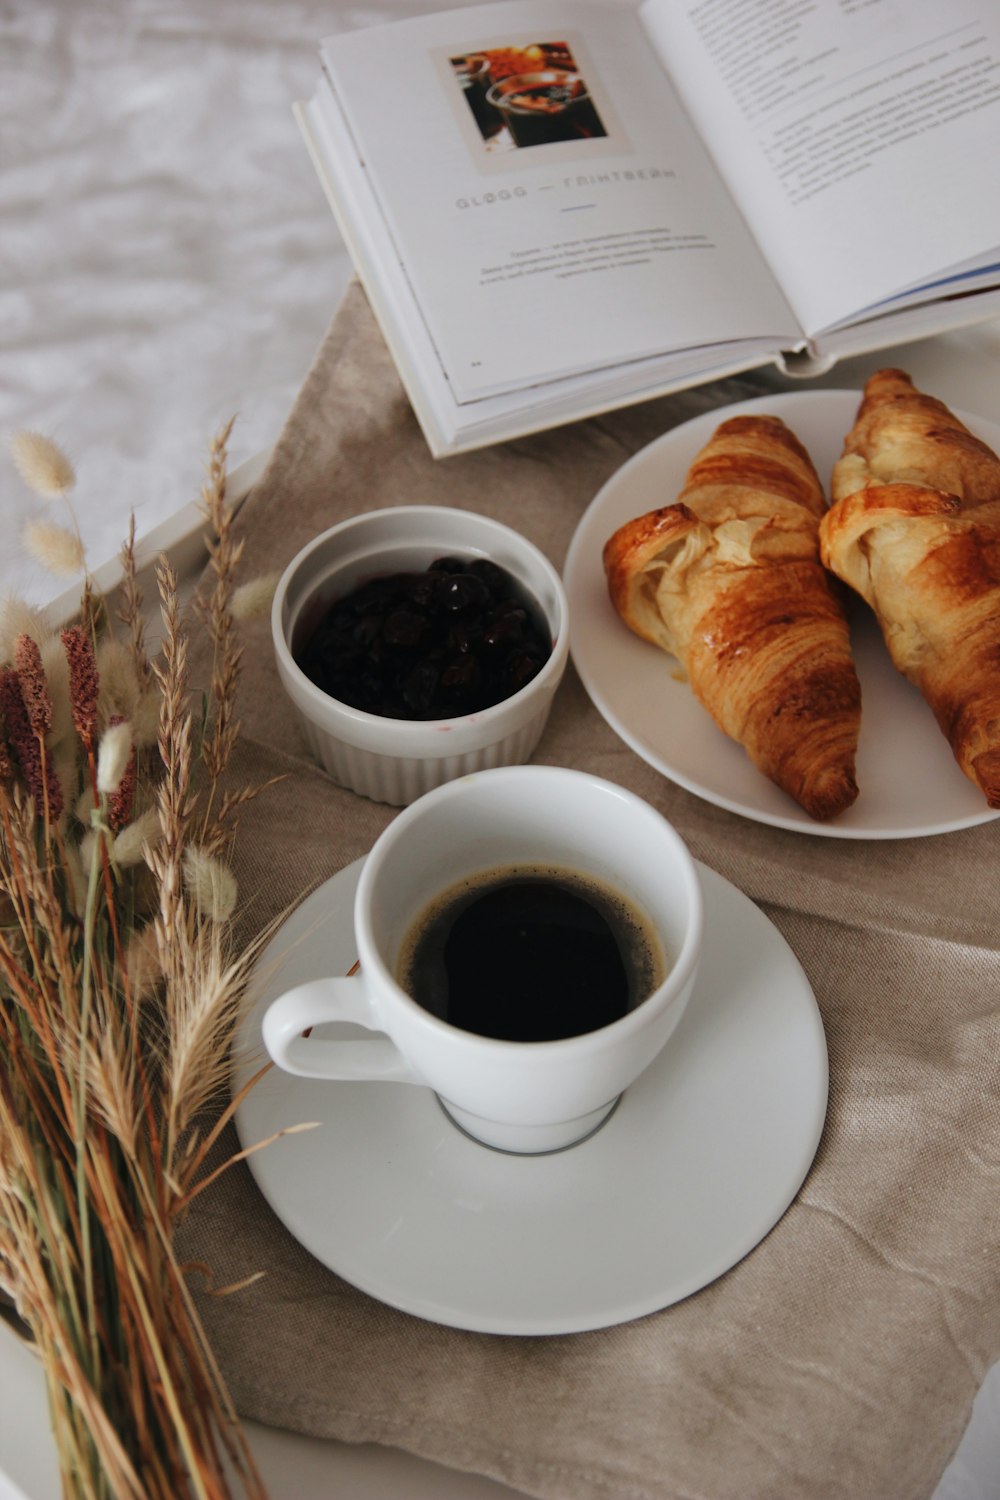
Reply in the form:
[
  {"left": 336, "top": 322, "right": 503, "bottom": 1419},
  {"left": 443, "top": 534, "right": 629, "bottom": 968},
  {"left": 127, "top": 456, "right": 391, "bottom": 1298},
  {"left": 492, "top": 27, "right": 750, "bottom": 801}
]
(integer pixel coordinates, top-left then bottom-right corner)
[{"left": 449, "top": 40, "right": 610, "bottom": 152}]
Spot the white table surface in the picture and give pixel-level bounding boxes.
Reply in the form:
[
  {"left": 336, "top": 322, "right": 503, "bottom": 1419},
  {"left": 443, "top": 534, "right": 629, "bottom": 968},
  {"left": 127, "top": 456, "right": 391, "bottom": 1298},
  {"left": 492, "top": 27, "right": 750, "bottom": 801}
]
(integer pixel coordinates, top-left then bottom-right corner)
[{"left": 2, "top": 3, "right": 999, "bottom": 1497}]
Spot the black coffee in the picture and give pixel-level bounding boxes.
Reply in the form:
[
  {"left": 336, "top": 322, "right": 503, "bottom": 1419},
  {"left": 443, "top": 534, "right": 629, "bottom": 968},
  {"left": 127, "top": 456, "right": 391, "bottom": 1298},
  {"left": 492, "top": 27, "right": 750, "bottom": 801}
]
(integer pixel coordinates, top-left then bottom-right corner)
[{"left": 397, "top": 866, "right": 663, "bottom": 1043}]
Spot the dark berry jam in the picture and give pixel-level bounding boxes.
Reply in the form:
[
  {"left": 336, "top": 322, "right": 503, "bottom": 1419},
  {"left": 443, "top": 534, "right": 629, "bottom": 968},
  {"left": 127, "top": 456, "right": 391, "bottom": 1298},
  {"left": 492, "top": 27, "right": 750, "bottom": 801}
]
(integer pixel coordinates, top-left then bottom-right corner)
[{"left": 294, "top": 556, "right": 553, "bottom": 720}]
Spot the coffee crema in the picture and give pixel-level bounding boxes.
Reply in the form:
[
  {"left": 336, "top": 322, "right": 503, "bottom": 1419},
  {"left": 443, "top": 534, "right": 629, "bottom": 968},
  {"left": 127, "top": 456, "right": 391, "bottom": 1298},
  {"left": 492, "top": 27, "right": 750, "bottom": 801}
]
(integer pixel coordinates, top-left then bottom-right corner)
[{"left": 396, "top": 865, "right": 665, "bottom": 1043}]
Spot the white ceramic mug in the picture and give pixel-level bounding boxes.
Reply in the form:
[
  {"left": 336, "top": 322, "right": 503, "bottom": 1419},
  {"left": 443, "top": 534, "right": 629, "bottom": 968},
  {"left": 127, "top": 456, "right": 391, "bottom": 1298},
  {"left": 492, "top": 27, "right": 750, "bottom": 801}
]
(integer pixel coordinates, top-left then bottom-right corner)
[{"left": 262, "top": 765, "right": 703, "bottom": 1154}]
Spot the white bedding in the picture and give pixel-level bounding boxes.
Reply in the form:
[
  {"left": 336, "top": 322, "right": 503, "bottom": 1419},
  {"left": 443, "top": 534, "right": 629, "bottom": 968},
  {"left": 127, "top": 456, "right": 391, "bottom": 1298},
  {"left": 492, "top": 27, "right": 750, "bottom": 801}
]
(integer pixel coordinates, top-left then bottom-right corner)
[
  {"left": 0, "top": 4, "right": 997, "bottom": 1495},
  {"left": 1, "top": 0, "right": 389, "bottom": 607}
]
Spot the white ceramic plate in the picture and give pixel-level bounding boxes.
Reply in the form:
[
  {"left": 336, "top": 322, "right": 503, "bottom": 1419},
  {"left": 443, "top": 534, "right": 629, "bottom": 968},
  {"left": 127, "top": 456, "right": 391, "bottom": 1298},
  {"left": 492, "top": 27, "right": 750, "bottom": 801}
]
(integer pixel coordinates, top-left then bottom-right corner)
[
  {"left": 563, "top": 389, "right": 1000, "bottom": 838},
  {"left": 233, "top": 854, "right": 828, "bottom": 1336}
]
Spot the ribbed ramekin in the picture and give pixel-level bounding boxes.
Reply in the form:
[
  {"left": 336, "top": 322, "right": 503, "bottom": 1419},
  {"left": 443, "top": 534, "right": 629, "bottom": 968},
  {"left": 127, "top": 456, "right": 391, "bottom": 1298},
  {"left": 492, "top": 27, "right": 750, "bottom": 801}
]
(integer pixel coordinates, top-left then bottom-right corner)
[{"left": 271, "top": 507, "right": 569, "bottom": 805}]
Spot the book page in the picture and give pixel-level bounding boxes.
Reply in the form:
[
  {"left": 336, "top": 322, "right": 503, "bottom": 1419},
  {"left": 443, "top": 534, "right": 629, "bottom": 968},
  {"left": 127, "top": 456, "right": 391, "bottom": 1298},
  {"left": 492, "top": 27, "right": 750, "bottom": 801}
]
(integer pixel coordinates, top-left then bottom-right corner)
[
  {"left": 319, "top": 0, "right": 799, "bottom": 404},
  {"left": 641, "top": 0, "right": 1000, "bottom": 337}
]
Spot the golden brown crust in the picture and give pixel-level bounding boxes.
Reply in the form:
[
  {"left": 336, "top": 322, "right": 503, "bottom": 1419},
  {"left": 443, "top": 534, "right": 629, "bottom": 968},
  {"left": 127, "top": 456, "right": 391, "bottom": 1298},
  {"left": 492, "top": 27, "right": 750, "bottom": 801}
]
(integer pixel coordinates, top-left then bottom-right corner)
[
  {"left": 683, "top": 412, "right": 830, "bottom": 518},
  {"left": 604, "top": 504, "right": 704, "bottom": 655},
  {"left": 820, "top": 482, "right": 1000, "bottom": 806},
  {"left": 831, "top": 367, "right": 1000, "bottom": 506},
  {"left": 604, "top": 414, "right": 861, "bottom": 821},
  {"left": 821, "top": 370, "right": 1000, "bottom": 807}
]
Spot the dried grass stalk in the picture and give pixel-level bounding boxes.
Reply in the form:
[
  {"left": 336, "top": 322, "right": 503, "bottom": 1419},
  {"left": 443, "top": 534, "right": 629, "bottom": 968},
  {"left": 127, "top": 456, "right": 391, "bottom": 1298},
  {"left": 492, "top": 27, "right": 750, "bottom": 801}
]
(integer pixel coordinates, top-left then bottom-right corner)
[
  {"left": 0, "top": 424, "right": 288, "bottom": 1500},
  {"left": 117, "top": 514, "right": 154, "bottom": 693},
  {"left": 8, "top": 429, "right": 77, "bottom": 498}
]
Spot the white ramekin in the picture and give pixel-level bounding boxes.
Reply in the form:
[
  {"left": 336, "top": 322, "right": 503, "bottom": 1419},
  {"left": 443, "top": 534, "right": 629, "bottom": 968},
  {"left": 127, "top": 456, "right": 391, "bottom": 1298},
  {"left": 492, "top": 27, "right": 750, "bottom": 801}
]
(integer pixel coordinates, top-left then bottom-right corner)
[{"left": 271, "top": 507, "right": 569, "bottom": 805}]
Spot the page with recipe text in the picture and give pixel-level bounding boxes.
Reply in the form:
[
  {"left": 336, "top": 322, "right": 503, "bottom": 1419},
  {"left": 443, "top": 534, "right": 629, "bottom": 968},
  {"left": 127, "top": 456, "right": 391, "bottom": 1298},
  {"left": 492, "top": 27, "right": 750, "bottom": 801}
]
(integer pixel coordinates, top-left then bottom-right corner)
[
  {"left": 319, "top": 0, "right": 799, "bottom": 405},
  {"left": 640, "top": 0, "right": 1000, "bottom": 339}
]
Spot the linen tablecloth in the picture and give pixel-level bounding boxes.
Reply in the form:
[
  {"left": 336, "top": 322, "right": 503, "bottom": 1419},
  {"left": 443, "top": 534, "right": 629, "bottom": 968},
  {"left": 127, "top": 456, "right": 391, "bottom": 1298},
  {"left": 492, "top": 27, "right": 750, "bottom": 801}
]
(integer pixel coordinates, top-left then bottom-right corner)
[{"left": 179, "top": 282, "right": 1000, "bottom": 1500}]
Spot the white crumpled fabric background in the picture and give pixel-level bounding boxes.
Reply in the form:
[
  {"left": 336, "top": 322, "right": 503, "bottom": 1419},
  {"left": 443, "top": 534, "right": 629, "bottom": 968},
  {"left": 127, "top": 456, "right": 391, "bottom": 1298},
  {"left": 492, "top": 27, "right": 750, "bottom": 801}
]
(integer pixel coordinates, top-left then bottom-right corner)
[
  {"left": 0, "top": 3, "right": 997, "bottom": 1496},
  {"left": 2, "top": 0, "right": 370, "bottom": 607}
]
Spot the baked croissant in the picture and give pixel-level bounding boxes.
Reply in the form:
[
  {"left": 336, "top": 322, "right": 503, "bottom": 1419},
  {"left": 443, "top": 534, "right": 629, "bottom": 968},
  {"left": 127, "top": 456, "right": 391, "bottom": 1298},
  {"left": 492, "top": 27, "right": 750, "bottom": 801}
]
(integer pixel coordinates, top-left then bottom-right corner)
[
  {"left": 604, "top": 413, "right": 861, "bottom": 820},
  {"left": 820, "top": 369, "right": 1000, "bottom": 807}
]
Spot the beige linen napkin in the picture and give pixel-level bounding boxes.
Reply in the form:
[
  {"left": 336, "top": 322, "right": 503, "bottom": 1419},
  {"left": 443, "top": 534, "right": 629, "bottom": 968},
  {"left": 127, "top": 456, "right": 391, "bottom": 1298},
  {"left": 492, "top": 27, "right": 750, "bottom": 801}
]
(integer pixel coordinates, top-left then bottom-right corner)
[{"left": 179, "top": 283, "right": 1000, "bottom": 1500}]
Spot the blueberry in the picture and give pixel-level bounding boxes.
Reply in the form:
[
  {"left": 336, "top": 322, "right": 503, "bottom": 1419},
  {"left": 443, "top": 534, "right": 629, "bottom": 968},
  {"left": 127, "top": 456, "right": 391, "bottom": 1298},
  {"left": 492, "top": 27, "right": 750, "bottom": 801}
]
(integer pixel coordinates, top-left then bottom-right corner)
[
  {"left": 483, "top": 612, "right": 525, "bottom": 650},
  {"left": 468, "top": 559, "right": 509, "bottom": 593},
  {"left": 351, "top": 614, "right": 382, "bottom": 649},
  {"left": 438, "top": 573, "right": 490, "bottom": 613},
  {"left": 294, "top": 555, "right": 553, "bottom": 722},
  {"left": 409, "top": 572, "right": 444, "bottom": 611},
  {"left": 492, "top": 598, "right": 527, "bottom": 620},
  {"left": 448, "top": 618, "right": 484, "bottom": 654},
  {"left": 441, "top": 655, "right": 481, "bottom": 701},
  {"left": 353, "top": 671, "right": 384, "bottom": 710},
  {"left": 503, "top": 651, "right": 545, "bottom": 693},
  {"left": 382, "top": 608, "right": 426, "bottom": 648},
  {"left": 355, "top": 577, "right": 397, "bottom": 612},
  {"left": 403, "top": 660, "right": 441, "bottom": 716}
]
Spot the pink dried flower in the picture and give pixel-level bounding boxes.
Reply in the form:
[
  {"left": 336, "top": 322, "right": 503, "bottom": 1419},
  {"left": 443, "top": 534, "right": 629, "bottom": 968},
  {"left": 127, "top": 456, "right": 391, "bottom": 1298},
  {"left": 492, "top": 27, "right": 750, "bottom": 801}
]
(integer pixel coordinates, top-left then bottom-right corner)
[
  {"left": 0, "top": 668, "right": 63, "bottom": 818},
  {"left": 13, "top": 634, "right": 52, "bottom": 737},
  {"left": 104, "top": 715, "right": 137, "bottom": 832},
  {"left": 61, "top": 625, "right": 100, "bottom": 750},
  {"left": 1, "top": 669, "right": 40, "bottom": 790},
  {"left": 46, "top": 756, "right": 66, "bottom": 819}
]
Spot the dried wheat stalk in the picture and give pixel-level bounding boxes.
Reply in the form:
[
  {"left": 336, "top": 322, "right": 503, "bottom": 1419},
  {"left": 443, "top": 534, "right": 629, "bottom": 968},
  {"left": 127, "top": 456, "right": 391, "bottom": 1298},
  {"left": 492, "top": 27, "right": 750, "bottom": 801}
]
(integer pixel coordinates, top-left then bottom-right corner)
[{"left": 0, "top": 423, "right": 289, "bottom": 1500}]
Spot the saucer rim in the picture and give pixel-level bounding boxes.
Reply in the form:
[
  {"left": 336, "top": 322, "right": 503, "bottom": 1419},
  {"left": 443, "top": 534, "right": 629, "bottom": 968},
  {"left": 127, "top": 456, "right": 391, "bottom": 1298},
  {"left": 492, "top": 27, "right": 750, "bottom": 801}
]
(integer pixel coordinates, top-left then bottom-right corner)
[{"left": 232, "top": 855, "right": 828, "bottom": 1335}]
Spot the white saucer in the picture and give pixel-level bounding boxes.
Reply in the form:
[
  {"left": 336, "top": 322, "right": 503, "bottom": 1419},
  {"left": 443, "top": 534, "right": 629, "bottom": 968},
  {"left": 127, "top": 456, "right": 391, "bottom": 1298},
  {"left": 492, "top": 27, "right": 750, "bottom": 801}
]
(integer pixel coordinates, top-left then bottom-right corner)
[{"left": 233, "top": 856, "right": 828, "bottom": 1336}]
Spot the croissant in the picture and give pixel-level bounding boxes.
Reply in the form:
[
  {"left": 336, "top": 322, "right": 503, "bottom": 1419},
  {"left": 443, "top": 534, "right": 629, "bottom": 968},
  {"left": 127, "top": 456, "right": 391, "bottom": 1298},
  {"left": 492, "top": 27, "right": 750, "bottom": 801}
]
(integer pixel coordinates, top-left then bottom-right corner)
[
  {"left": 829, "top": 366, "right": 1000, "bottom": 506},
  {"left": 820, "top": 369, "right": 1000, "bottom": 807},
  {"left": 604, "top": 413, "right": 861, "bottom": 821}
]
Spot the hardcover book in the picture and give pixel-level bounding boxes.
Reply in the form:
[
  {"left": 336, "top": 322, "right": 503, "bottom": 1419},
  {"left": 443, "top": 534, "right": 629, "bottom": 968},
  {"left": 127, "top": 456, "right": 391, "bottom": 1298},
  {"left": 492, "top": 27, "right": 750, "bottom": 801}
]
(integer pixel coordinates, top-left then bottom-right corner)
[{"left": 296, "top": 0, "right": 1000, "bottom": 455}]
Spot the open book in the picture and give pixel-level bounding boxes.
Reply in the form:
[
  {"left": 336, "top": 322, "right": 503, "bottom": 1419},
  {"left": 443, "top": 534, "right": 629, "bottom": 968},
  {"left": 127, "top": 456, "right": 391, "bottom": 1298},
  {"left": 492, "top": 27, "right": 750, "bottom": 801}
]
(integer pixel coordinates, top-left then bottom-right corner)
[{"left": 297, "top": 0, "right": 1000, "bottom": 457}]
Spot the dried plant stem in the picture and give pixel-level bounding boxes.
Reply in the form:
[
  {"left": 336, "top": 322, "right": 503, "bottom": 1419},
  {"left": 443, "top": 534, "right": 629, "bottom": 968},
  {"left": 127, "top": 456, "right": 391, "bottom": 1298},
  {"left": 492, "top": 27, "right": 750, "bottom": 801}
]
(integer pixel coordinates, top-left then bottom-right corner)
[
  {"left": 117, "top": 515, "right": 153, "bottom": 692},
  {"left": 1, "top": 427, "right": 275, "bottom": 1498},
  {"left": 77, "top": 820, "right": 108, "bottom": 1377},
  {"left": 196, "top": 419, "right": 244, "bottom": 849},
  {"left": 149, "top": 557, "right": 193, "bottom": 1005}
]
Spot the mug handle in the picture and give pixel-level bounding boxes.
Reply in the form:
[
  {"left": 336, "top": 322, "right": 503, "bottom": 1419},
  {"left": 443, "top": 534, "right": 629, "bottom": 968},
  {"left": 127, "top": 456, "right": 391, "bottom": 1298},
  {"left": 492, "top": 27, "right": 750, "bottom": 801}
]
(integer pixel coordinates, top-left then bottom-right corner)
[{"left": 262, "top": 975, "right": 421, "bottom": 1083}]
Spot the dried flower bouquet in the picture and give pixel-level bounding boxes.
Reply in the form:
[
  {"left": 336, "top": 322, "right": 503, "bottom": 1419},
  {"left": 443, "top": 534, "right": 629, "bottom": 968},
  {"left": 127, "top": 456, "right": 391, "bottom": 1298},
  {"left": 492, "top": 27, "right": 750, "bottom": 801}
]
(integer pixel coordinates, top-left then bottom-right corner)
[{"left": 0, "top": 424, "right": 286, "bottom": 1499}]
